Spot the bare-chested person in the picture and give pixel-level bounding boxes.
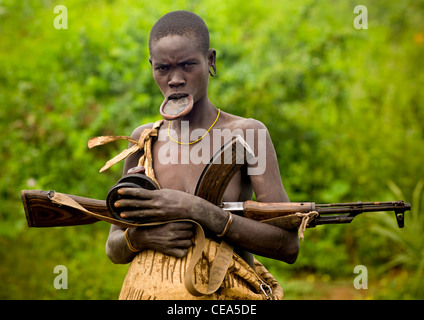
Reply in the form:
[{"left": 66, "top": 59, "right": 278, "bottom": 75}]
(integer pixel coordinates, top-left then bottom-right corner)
[{"left": 105, "top": 11, "right": 298, "bottom": 299}]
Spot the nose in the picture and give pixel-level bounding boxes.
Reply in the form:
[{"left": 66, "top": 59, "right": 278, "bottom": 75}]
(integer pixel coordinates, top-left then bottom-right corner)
[{"left": 168, "top": 70, "right": 185, "bottom": 88}]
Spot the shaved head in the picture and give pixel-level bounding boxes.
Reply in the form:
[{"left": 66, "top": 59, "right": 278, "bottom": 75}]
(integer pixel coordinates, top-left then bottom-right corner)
[{"left": 149, "top": 11, "right": 210, "bottom": 55}]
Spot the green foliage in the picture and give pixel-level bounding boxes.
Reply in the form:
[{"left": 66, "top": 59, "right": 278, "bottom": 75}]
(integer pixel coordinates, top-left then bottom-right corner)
[
  {"left": 369, "top": 181, "right": 424, "bottom": 298},
  {"left": 0, "top": 0, "right": 423, "bottom": 299}
]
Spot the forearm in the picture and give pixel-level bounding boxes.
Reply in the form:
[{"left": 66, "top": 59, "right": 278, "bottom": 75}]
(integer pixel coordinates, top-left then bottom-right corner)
[
  {"left": 106, "top": 226, "right": 138, "bottom": 264},
  {"left": 226, "top": 214, "right": 299, "bottom": 263},
  {"left": 191, "top": 197, "right": 299, "bottom": 263}
]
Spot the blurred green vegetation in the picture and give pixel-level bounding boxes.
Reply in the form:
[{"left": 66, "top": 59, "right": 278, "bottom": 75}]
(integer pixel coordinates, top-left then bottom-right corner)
[{"left": 1, "top": 0, "right": 423, "bottom": 299}]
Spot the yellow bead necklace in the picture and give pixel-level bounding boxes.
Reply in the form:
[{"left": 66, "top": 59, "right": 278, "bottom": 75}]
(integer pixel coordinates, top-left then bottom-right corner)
[{"left": 168, "top": 109, "right": 221, "bottom": 145}]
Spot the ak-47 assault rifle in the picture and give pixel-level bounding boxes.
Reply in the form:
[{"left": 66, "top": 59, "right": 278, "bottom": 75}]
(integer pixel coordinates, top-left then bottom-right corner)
[{"left": 21, "top": 136, "right": 411, "bottom": 231}]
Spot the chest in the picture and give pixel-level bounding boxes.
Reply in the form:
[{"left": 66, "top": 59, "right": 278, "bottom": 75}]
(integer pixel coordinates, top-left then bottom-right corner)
[{"left": 151, "top": 137, "right": 244, "bottom": 202}]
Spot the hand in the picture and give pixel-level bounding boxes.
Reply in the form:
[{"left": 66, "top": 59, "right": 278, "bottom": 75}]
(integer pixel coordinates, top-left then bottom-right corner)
[
  {"left": 115, "top": 188, "right": 196, "bottom": 222},
  {"left": 128, "top": 222, "right": 195, "bottom": 258}
]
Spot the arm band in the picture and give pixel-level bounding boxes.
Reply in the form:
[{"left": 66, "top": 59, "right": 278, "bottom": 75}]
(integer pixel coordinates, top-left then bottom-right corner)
[{"left": 217, "top": 211, "right": 233, "bottom": 238}]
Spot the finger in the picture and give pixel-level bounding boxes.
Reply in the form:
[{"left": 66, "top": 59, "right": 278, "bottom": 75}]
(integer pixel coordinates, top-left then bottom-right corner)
[
  {"left": 127, "top": 166, "right": 146, "bottom": 175},
  {"left": 165, "top": 248, "right": 189, "bottom": 259},
  {"left": 119, "top": 209, "right": 155, "bottom": 220},
  {"left": 114, "top": 198, "right": 153, "bottom": 209},
  {"left": 117, "top": 187, "right": 155, "bottom": 199},
  {"left": 168, "top": 222, "right": 195, "bottom": 231},
  {"left": 174, "top": 239, "right": 193, "bottom": 248},
  {"left": 170, "top": 229, "right": 195, "bottom": 241}
]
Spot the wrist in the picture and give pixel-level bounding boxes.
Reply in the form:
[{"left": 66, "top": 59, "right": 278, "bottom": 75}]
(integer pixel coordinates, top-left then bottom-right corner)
[
  {"left": 192, "top": 197, "right": 233, "bottom": 236},
  {"left": 124, "top": 228, "right": 143, "bottom": 253},
  {"left": 217, "top": 211, "right": 233, "bottom": 238}
]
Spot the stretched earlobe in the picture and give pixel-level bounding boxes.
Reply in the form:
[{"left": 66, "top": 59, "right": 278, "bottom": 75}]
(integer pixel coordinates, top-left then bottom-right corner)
[
  {"left": 208, "top": 49, "right": 217, "bottom": 77},
  {"left": 209, "top": 65, "right": 217, "bottom": 77}
]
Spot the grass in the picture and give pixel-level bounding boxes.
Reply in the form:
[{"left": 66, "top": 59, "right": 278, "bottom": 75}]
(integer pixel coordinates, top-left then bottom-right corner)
[{"left": 277, "top": 268, "right": 420, "bottom": 300}]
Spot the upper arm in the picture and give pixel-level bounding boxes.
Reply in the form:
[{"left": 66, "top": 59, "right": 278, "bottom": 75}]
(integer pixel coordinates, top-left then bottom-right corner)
[
  {"left": 243, "top": 119, "right": 289, "bottom": 203},
  {"left": 122, "top": 123, "right": 153, "bottom": 175}
]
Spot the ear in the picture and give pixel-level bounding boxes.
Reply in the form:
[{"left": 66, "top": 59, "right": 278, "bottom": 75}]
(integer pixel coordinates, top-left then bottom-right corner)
[
  {"left": 208, "top": 49, "right": 217, "bottom": 77},
  {"left": 207, "top": 49, "right": 216, "bottom": 68}
]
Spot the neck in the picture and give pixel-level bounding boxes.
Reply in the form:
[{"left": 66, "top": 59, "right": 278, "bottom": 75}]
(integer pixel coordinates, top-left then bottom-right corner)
[{"left": 169, "top": 94, "right": 218, "bottom": 132}]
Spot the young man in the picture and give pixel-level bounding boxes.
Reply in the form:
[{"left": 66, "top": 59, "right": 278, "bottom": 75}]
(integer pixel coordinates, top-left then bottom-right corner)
[{"left": 105, "top": 10, "right": 298, "bottom": 299}]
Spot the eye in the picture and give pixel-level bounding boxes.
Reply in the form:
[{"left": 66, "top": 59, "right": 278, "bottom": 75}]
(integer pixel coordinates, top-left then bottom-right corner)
[
  {"left": 155, "top": 65, "right": 169, "bottom": 72},
  {"left": 183, "top": 62, "right": 195, "bottom": 69}
]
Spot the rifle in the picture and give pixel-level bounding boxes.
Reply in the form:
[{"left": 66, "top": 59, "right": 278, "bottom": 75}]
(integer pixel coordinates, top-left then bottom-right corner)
[
  {"left": 21, "top": 136, "right": 411, "bottom": 230},
  {"left": 21, "top": 189, "right": 410, "bottom": 228}
]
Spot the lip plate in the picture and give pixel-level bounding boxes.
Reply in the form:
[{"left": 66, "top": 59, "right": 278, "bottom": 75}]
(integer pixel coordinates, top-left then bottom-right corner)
[{"left": 160, "top": 94, "right": 194, "bottom": 120}]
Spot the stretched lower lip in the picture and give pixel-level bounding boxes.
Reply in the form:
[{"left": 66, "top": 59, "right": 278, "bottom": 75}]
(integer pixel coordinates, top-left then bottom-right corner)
[
  {"left": 160, "top": 94, "right": 194, "bottom": 120},
  {"left": 167, "top": 93, "right": 189, "bottom": 99}
]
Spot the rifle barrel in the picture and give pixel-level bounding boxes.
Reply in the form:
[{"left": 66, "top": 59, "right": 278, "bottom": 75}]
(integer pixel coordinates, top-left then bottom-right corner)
[
  {"left": 316, "top": 201, "right": 411, "bottom": 215},
  {"left": 316, "top": 201, "right": 405, "bottom": 207},
  {"left": 312, "top": 200, "right": 411, "bottom": 228}
]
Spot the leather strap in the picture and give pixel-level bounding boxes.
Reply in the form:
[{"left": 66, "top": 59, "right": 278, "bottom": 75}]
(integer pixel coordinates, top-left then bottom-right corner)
[{"left": 88, "top": 120, "right": 163, "bottom": 186}]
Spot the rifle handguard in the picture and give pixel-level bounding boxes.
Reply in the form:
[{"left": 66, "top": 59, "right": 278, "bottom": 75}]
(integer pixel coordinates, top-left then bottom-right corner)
[{"left": 243, "top": 201, "right": 316, "bottom": 221}]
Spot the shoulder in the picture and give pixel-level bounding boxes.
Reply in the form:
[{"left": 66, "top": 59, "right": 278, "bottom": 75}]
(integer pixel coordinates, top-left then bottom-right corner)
[
  {"left": 130, "top": 122, "right": 156, "bottom": 140},
  {"left": 123, "top": 121, "right": 159, "bottom": 171},
  {"left": 219, "top": 111, "right": 268, "bottom": 132}
]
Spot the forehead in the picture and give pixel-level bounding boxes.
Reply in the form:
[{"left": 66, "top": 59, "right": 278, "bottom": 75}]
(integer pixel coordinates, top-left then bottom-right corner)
[{"left": 150, "top": 34, "right": 204, "bottom": 62}]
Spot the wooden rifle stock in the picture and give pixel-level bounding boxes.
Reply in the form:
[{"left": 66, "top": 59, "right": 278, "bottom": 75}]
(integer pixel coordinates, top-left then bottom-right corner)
[{"left": 21, "top": 190, "right": 108, "bottom": 227}]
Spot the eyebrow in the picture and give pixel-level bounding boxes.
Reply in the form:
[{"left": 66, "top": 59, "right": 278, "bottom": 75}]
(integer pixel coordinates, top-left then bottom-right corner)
[{"left": 153, "top": 57, "right": 200, "bottom": 67}]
